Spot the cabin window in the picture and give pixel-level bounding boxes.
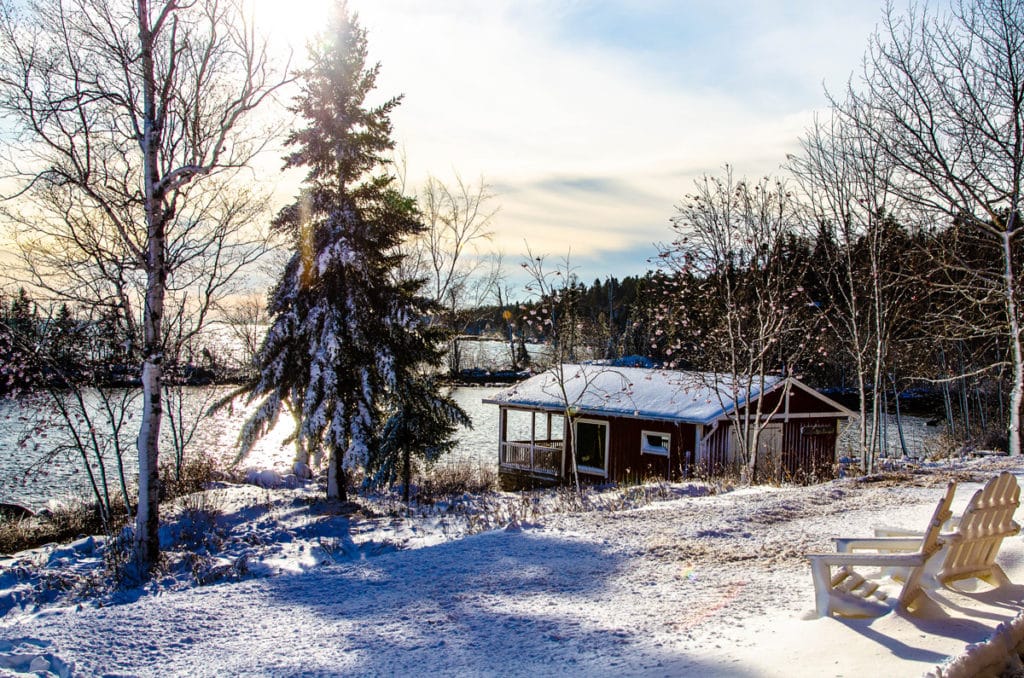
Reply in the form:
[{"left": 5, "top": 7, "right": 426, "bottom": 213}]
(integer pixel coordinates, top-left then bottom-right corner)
[
  {"left": 549, "top": 414, "right": 565, "bottom": 442},
  {"left": 574, "top": 419, "right": 608, "bottom": 476},
  {"left": 641, "top": 430, "right": 670, "bottom": 456},
  {"left": 503, "top": 409, "right": 565, "bottom": 444}
]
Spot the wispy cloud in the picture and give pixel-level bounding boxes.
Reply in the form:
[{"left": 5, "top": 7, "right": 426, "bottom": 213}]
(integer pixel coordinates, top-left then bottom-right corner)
[{"left": 340, "top": 1, "right": 885, "bottom": 272}]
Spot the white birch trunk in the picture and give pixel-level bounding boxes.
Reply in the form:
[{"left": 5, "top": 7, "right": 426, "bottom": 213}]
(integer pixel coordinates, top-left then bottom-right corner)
[
  {"left": 1003, "top": 231, "right": 1023, "bottom": 455},
  {"left": 133, "top": 0, "right": 165, "bottom": 572},
  {"left": 327, "top": 450, "right": 340, "bottom": 499}
]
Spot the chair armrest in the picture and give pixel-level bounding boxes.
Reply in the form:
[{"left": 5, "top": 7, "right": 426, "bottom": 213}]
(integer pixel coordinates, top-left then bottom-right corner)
[
  {"left": 874, "top": 517, "right": 960, "bottom": 538},
  {"left": 833, "top": 536, "right": 923, "bottom": 553},
  {"left": 873, "top": 526, "right": 923, "bottom": 538},
  {"left": 807, "top": 551, "right": 927, "bottom": 568}
]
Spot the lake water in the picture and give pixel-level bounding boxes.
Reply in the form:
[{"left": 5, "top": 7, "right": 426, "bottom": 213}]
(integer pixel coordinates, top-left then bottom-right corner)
[
  {"left": 0, "top": 371, "right": 945, "bottom": 512},
  {"left": 0, "top": 384, "right": 510, "bottom": 512},
  {"left": 0, "top": 338, "right": 542, "bottom": 511}
]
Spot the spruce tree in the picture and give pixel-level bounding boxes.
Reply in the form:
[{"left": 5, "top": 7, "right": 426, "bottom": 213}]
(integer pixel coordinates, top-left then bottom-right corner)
[
  {"left": 369, "top": 305, "right": 470, "bottom": 502},
  {"left": 243, "top": 1, "right": 465, "bottom": 501}
]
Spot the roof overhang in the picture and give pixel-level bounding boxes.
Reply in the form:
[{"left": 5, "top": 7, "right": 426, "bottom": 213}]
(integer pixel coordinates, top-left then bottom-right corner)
[
  {"left": 483, "top": 371, "right": 857, "bottom": 426},
  {"left": 481, "top": 398, "right": 715, "bottom": 425}
]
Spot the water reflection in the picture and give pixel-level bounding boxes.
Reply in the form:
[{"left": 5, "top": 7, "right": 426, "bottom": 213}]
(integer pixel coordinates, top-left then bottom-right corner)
[
  {"left": 0, "top": 385, "right": 504, "bottom": 511},
  {"left": 0, "top": 379, "right": 944, "bottom": 511}
]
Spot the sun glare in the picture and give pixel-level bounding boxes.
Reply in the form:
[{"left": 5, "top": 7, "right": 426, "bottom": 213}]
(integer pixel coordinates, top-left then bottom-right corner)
[{"left": 247, "top": 0, "right": 331, "bottom": 52}]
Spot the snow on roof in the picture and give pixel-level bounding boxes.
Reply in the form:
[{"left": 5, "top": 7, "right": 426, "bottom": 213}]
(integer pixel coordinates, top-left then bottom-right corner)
[{"left": 482, "top": 365, "right": 788, "bottom": 425}]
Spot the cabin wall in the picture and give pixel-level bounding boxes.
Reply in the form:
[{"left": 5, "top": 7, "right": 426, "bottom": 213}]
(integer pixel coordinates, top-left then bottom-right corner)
[
  {"left": 698, "top": 418, "right": 840, "bottom": 481},
  {"left": 735, "top": 384, "right": 845, "bottom": 419},
  {"left": 700, "top": 425, "right": 735, "bottom": 477},
  {"left": 786, "top": 388, "right": 833, "bottom": 412},
  {"left": 781, "top": 419, "right": 839, "bottom": 482},
  {"left": 607, "top": 419, "right": 696, "bottom": 483},
  {"left": 568, "top": 416, "right": 697, "bottom": 484}
]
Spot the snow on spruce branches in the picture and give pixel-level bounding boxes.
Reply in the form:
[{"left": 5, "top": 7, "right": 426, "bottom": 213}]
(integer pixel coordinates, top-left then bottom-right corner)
[{"left": 241, "top": 1, "right": 466, "bottom": 501}]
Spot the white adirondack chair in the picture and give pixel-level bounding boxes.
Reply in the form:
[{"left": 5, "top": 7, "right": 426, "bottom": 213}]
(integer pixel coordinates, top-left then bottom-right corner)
[
  {"left": 926, "top": 472, "right": 1020, "bottom": 590},
  {"left": 809, "top": 472, "right": 1022, "bottom": 617},
  {"left": 807, "top": 482, "right": 956, "bottom": 618},
  {"left": 872, "top": 472, "right": 1021, "bottom": 590}
]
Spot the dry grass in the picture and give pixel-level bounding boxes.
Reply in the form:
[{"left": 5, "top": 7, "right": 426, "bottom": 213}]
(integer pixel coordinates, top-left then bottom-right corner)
[
  {"left": 415, "top": 462, "right": 497, "bottom": 504},
  {"left": 0, "top": 453, "right": 227, "bottom": 556},
  {"left": 0, "top": 501, "right": 117, "bottom": 555},
  {"left": 160, "top": 453, "right": 234, "bottom": 500}
]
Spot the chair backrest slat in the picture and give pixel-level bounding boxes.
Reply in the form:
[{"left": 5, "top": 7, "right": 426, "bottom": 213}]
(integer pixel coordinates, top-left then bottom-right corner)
[
  {"left": 898, "top": 481, "right": 957, "bottom": 606},
  {"left": 938, "top": 472, "right": 1021, "bottom": 584}
]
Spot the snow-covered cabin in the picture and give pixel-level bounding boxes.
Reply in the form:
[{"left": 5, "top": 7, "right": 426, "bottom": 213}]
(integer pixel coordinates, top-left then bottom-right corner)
[{"left": 483, "top": 365, "right": 855, "bottom": 488}]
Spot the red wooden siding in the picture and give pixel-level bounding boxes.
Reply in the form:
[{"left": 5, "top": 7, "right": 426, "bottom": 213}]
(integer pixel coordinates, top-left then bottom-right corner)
[
  {"left": 697, "top": 418, "right": 838, "bottom": 481},
  {"left": 734, "top": 383, "right": 843, "bottom": 419},
  {"left": 781, "top": 419, "right": 838, "bottom": 482},
  {"left": 568, "top": 416, "right": 697, "bottom": 484},
  {"left": 700, "top": 425, "right": 735, "bottom": 477},
  {"left": 786, "top": 387, "right": 836, "bottom": 413}
]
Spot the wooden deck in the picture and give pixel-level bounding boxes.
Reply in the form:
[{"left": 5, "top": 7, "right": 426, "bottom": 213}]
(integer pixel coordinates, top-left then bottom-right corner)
[{"left": 499, "top": 440, "right": 564, "bottom": 477}]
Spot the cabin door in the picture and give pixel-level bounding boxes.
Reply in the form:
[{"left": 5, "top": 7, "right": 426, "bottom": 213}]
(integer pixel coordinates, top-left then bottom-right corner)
[
  {"left": 573, "top": 419, "right": 609, "bottom": 478},
  {"left": 755, "top": 424, "right": 784, "bottom": 480},
  {"left": 728, "top": 423, "right": 783, "bottom": 478}
]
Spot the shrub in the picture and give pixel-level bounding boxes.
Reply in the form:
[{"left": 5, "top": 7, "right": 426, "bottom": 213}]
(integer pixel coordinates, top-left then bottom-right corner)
[
  {"left": 415, "top": 461, "right": 496, "bottom": 504},
  {"left": 160, "top": 452, "right": 226, "bottom": 502},
  {"left": 0, "top": 500, "right": 127, "bottom": 555},
  {"left": 0, "top": 453, "right": 228, "bottom": 556}
]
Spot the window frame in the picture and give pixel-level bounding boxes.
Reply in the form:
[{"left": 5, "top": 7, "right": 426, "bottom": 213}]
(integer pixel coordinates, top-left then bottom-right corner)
[
  {"left": 573, "top": 418, "right": 609, "bottom": 477},
  {"left": 640, "top": 430, "right": 671, "bottom": 457}
]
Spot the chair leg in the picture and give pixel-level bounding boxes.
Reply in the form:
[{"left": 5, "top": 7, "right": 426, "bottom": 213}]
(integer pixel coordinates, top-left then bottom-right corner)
[
  {"left": 978, "top": 565, "right": 1012, "bottom": 588},
  {"left": 809, "top": 560, "right": 896, "bottom": 618},
  {"left": 809, "top": 559, "right": 834, "bottom": 617}
]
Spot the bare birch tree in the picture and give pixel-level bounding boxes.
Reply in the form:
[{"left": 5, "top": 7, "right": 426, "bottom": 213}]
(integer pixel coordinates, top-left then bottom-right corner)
[
  {"left": 399, "top": 174, "right": 498, "bottom": 374},
  {"left": 0, "top": 0, "right": 286, "bottom": 574},
  {"left": 789, "top": 112, "right": 920, "bottom": 472},
  {"left": 660, "top": 169, "right": 820, "bottom": 481},
  {"left": 215, "top": 293, "right": 269, "bottom": 374},
  {"left": 836, "top": 0, "right": 1024, "bottom": 454},
  {"left": 521, "top": 249, "right": 584, "bottom": 490}
]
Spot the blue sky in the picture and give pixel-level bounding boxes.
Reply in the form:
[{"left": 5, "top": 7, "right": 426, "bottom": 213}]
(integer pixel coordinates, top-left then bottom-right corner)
[{"left": 259, "top": 0, "right": 904, "bottom": 282}]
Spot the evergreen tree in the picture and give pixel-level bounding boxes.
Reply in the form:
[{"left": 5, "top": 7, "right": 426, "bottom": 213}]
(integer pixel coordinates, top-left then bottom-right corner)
[
  {"left": 370, "top": 373, "right": 470, "bottom": 503},
  {"left": 367, "top": 246, "right": 470, "bottom": 501},
  {"left": 243, "top": 2, "right": 465, "bottom": 501},
  {"left": 0, "top": 288, "right": 39, "bottom": 393}
]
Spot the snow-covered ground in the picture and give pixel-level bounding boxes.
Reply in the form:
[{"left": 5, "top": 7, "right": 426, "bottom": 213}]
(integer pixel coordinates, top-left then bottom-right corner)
[{"left": 1, "top": 458, "right": 1023, "bottom": 677}]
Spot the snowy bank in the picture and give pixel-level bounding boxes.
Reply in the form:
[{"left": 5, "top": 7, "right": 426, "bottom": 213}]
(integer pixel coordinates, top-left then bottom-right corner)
[{"left": 0, "top": 459, "right": 1022, "bottom": 676}]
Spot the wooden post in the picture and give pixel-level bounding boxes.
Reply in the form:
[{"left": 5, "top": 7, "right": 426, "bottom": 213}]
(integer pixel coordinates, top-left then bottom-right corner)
[
  {"left": 530, "top": 411, "right": 536, "bottom": 471},
  {"left": 499, "top": 407, "right": 507, "bottom": 465}
]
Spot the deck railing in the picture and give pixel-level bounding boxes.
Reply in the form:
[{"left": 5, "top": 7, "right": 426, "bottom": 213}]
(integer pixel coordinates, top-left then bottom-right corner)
[{"left": 499, "top": 439, "right": 564, "bottom": 476}]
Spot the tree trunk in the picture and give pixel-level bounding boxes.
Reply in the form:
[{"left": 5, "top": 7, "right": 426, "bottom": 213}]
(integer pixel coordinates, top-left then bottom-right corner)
[
  {"left": 566, "top": 414, "right": 581, "bottom": 494},
  {"left": 448, "top": 336, "right": 461, "bottom": 376},
  {"left": 327, "top": 443, "right": 346, "bottom": 501},
  {"left": 136, "top": 355, "right": 162, "bottom": 568},
  {"left": 402, "top": 444, "right": 411, "bottom": 504},
  {"left": 892, "top": 376, "right": 909, "bottom": 458},
  {"left": 283, "top": 397, "right": 314, "bottom": 477},
  {"left": 136, "top": 220, "right": 166, "bottom": 571},
  {"left": 1003, "top": 231, "right": 1023, "bottom": 455},
  {"left": 133, "top": 0, "right": 165, "bottom": 574},
  {"left": 746, "top": 424, "right": 760, "bottom": 484}
]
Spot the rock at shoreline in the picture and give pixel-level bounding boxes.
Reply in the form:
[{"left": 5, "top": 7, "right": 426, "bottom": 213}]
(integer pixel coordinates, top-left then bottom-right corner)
[{"left": 0, "top": 504, "right": 34, "bottom": 523}]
